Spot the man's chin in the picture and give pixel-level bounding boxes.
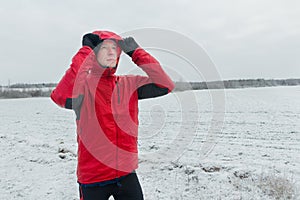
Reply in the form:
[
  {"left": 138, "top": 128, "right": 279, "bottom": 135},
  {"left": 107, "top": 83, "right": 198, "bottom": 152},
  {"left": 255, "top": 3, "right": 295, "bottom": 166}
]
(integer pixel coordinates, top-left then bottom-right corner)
[{"left": 107, "top": 63, "right": 117, "bottom": 68}]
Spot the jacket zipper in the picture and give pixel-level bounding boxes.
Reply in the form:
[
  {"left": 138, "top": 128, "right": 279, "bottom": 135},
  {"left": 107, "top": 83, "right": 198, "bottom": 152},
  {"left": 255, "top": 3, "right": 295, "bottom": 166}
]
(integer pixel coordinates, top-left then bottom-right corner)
[{"left": 116, "top": 80, "right": 120, "bottom": 104}]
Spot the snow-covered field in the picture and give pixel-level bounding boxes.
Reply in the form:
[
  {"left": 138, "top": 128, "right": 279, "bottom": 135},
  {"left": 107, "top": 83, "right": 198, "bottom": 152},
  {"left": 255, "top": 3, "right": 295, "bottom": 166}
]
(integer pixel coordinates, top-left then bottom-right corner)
[{"left": 0, "top": 86, "right": 299, "bottom": 199}]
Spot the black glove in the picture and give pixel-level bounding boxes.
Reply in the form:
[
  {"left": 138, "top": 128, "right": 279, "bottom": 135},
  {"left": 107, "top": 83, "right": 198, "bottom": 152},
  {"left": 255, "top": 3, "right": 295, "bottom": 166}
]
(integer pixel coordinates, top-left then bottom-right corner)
[
  {"left": 82, "top": 33, "right": 103, "bottom": 51},
  {"left": 118, "top": 37, "right": 139, "bottom": 57}
]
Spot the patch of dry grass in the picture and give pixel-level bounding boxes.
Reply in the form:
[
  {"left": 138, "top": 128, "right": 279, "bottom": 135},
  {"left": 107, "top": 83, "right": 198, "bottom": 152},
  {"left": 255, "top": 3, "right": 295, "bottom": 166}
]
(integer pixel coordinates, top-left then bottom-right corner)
[{"left": 258, "top": 173, "right": 297, "bottom": 200}]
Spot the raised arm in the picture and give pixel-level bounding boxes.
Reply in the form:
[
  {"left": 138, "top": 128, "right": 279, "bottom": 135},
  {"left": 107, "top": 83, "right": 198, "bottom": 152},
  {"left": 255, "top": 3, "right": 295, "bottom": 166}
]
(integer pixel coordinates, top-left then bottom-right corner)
[
  {"left": 119, "top": 37, "right": 175, "bottom": 99},
  {"left": 50, "top": 46, "right": 92, "bottom": 108},
  {"left": 51, "top": 33, "right": 104, "bottom": 108}
]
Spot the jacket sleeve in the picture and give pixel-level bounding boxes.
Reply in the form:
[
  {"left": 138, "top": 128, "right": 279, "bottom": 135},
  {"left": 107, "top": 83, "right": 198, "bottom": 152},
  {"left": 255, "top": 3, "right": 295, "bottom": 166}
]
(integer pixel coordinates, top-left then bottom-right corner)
[
  {"left": 131, "top": 48, "right": 175, "bottom": 99},
  {"left": 50, "top": 46, "right": 92, "bottom": 108},
  {"left": 137, "top": 83, "right": 168, "bottom": 99}
]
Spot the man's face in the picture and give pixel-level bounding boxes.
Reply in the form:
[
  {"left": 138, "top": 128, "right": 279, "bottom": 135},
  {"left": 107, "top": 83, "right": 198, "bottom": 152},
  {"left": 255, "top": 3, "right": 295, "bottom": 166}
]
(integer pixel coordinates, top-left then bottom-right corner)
[{"left": 96, "top": 39, "right": 118, "bottom": 68}]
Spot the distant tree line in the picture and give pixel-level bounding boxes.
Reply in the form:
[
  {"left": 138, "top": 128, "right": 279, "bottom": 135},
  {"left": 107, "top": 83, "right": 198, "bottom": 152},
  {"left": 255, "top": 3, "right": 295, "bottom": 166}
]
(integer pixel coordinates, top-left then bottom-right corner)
[
  {"left": 7, "top": 83, "right": 57, "bottom": 88},
  {"left": 0, "top": 83, "right": 55, "bottom": 98},
  {"left": 0, "top": 88, "right": 52, "bottom": 98},
  {"left": 0, "top": 79, "right": 300, "bottom": 98},
  {"left": 174, "top": 78, "right": 300, "bottom": 91}
]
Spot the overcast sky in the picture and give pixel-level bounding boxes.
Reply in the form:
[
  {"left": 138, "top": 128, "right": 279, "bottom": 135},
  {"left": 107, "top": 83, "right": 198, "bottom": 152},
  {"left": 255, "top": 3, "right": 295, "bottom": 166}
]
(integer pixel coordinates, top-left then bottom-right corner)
[{"left": 0, "top": 0, "right": 299, "bottom": 85}]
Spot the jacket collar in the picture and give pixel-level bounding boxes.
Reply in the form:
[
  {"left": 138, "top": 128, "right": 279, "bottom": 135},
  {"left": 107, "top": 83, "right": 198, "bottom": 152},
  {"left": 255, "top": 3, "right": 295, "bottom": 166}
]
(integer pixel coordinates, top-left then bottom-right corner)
[{"left": 90, "top": 64, "right": 116, "bottom": 77}]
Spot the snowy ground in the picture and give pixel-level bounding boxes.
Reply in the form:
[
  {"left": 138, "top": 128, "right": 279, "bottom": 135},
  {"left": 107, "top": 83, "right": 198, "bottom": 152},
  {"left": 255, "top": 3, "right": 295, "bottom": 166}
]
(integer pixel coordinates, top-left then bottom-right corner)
[{"left": 0, "top": 86, "right": 299, "bottom": 199}]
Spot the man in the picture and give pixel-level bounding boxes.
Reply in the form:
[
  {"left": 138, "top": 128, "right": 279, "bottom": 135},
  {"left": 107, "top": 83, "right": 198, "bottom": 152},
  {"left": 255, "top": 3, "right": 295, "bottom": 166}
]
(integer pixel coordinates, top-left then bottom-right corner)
[{"left": 51, "top": 30, "right": 174, "bottom": 200}]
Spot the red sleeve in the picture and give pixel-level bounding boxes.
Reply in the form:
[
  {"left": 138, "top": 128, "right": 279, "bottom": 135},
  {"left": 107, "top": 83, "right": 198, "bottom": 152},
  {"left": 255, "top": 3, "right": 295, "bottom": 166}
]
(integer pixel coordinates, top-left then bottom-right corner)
[
  {"left": 131, "top": 48, "right": 175, "bottom": 93},
  {"left": 51, "top": 46, "right": 92, "bottom": 108}
]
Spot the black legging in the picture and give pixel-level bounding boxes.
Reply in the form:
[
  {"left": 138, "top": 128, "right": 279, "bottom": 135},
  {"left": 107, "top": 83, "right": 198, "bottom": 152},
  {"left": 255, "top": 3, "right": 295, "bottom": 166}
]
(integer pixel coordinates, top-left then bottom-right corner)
[{"left": 79, "top": 173, "right": 144, "bottom": 200}]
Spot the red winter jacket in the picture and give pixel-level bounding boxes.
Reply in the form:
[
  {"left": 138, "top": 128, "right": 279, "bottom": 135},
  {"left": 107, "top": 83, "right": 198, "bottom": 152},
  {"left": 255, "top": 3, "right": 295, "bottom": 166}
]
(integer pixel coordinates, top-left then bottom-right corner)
[{"left": 51, "top": 30, "right": 174, "bottom": 184}]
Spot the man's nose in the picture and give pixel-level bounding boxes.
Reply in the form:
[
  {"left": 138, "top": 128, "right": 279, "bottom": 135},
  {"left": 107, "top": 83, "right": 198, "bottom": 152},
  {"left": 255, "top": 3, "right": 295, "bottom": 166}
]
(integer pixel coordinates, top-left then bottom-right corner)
[{"left": 108, "top": 48, "right": 115, "bottom": 55}]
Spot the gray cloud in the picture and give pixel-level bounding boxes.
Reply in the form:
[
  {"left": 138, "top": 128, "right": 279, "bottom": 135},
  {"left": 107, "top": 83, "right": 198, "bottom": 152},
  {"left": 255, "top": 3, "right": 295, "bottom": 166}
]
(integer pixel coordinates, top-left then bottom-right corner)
[{"left": 0, "top": 0, "right": 299, "bottom": 85}]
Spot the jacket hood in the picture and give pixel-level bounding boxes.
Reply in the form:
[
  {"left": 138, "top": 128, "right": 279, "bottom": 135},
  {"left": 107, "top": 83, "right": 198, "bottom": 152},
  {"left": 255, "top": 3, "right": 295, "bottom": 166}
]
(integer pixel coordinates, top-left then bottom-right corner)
[
  {"left": 92, "top": 30, "right": 122, "bottom": 58},
  {"left": 89, "top": 30, "right": 123, "bottom": 75},
  {"left": 92, "top": 30, "right": 123, "bottom": 41}
]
